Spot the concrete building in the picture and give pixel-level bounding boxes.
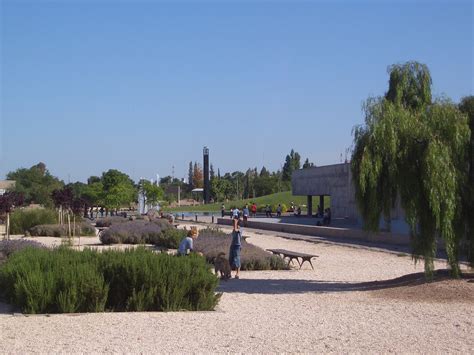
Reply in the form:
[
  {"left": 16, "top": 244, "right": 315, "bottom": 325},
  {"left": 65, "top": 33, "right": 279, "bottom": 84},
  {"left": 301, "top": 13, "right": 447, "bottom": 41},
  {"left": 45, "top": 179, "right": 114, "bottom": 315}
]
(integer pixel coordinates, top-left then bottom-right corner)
[
  {"left": 292, "top": 163, "right": 408, "bottom": 234},
  {"left": 0, "top": 180, "right": 15, "bottom": 196}
]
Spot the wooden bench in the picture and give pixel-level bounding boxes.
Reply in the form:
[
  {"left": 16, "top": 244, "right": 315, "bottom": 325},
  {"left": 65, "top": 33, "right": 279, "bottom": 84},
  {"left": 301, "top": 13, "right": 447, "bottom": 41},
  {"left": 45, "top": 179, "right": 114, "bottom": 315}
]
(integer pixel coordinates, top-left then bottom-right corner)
[{"left": 267, "top": 248, "right": 319, "bottom": 270}]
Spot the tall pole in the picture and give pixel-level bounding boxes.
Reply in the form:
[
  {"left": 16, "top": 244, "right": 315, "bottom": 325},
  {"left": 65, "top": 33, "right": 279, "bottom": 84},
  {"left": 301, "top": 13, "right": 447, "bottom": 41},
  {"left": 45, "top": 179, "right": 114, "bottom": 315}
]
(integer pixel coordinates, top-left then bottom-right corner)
[{"left": 203, "top": 146, "right": 210, "bottom": 204}]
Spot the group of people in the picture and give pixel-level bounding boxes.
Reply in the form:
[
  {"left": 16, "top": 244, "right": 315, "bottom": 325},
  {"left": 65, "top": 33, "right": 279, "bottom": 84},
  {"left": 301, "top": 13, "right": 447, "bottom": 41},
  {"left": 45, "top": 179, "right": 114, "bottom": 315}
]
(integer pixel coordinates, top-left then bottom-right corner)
[
  {"left": 222, "top": 203, "right": 257, "bottom": 221},
  {"left": 178, "top": 214, "right": 243, "bottom": 279}
]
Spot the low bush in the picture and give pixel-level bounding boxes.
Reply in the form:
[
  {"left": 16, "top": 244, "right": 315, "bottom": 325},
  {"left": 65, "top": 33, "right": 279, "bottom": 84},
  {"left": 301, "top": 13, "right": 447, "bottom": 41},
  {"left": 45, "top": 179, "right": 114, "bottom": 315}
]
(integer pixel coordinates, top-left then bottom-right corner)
[
  {"left": 0, "top": 247, "right": 220, "bottom": 314},
  {"left": 147, "top": 228, "right": 187, "bottom": 249},
  {"left": 0, "top": 239, "right": 46, "bottom": 260},
  {"left": 9, "top": 209, "right": 57, "bottom": 234},
  {"left": 99, "top": 219, "right": 172, "bottom": 245},
  {"left": 194, "top": 227, "right": 289, "bottom": 271},
  {"left": 95, "top": 217, "right": 130, "bottom": 228},
  {"left": 29, "top": 222, "right": 96, "bottom": 237}
]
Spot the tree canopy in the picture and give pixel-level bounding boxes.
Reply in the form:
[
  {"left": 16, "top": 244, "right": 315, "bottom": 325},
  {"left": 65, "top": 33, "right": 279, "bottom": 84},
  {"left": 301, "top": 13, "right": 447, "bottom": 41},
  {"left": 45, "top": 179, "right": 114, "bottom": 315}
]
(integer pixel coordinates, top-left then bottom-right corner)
[
  {"left": 7, "top": 162, "right": 63, "bottom": 207},
  {"left": 351, "top": 61, "right": 470, "bottom": 277}
]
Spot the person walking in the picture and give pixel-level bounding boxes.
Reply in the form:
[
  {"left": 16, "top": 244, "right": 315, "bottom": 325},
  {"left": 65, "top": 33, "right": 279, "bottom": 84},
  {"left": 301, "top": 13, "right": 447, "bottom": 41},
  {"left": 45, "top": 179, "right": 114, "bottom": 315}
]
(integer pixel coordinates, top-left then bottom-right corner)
[
  {"left": 265, "top": 204, "right": 272, "bottom": 218},
  {"left": 229, "top": 215, "right": 242, "bottom": 279}
]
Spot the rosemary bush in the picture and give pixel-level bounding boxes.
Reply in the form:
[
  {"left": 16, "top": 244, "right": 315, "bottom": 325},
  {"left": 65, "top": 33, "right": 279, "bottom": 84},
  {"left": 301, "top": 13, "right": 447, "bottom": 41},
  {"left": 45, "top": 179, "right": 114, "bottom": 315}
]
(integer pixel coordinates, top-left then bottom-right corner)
[{"left": 0, "top": 247, "right": 220, "bottom": 314}]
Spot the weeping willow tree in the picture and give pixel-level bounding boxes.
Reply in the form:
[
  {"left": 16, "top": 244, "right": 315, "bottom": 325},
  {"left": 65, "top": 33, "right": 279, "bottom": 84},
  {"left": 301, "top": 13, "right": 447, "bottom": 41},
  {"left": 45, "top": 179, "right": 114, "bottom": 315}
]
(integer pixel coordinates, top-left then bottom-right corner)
[{"left": 351, "top": 62, "right": 470, "bottom": 278}]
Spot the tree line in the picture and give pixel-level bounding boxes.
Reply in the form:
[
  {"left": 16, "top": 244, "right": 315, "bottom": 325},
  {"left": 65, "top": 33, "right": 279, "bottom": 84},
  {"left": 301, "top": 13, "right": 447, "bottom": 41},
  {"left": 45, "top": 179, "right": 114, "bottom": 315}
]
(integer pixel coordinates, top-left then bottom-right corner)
[
  {"left": 2, "top": 149, "right": 313, "bottom": 211},
  {"left": 186, "top": 149, "right": 311, "bottom": 202}
]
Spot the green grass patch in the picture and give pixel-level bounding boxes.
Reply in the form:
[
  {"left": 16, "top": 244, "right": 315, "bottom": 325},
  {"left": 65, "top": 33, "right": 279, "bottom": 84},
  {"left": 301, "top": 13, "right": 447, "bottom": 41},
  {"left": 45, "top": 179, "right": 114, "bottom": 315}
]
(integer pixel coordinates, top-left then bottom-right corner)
[{"left": 166, "top": 191, "right": 330, "bottom": 213}]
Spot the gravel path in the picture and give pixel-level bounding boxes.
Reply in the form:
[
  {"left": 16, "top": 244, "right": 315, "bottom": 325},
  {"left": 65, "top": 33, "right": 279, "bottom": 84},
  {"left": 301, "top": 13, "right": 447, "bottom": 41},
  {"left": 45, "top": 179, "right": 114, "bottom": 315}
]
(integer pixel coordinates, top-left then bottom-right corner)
[{"left": 1, "top": 228, "right": 473, "bottom": 353}]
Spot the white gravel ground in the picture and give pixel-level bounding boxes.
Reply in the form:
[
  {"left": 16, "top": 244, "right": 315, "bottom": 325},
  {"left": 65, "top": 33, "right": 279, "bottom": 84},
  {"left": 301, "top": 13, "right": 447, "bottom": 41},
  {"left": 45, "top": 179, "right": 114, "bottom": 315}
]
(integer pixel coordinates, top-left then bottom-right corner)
[{"left": 1, "top": 226, "right": 473, "bottom": 353}]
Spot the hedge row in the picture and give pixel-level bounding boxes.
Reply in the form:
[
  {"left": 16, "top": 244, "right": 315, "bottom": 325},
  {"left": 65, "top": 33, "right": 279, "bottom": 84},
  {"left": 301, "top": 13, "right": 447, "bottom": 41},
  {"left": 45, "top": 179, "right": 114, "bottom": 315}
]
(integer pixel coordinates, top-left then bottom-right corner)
[
  {"left": 99, "top": 219, "right": 179, "bottom": 247},
  {"left": 9, "top": 209, "right": 58, "bottom": 234},
  {"left": 0, "top": 247, "right": 220, "bottom": 314},
  {"left": 29, "top": 223, "right": 96, "bottom": 237}
]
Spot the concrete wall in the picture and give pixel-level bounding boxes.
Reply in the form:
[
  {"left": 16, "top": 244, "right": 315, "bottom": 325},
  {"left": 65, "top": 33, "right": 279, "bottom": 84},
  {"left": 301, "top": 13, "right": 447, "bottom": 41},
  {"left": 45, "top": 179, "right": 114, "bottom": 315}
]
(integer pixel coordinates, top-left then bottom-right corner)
[
  {"left": 292, "top": 163, "right": 358, "bottom": 221},
  {"left": 291, "top": 163, "right": 409, "bottom": 234}
]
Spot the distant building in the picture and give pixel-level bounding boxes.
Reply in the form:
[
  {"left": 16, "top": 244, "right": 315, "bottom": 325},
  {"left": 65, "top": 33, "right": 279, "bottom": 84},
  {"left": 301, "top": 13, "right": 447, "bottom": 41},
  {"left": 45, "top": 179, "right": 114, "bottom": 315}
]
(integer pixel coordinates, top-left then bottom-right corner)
[
  {"left": 291, "top": 163, "right": 408, "bottom": 234},
  {"left": 0, "top": 180, "right": 15, "bottom": 196}
]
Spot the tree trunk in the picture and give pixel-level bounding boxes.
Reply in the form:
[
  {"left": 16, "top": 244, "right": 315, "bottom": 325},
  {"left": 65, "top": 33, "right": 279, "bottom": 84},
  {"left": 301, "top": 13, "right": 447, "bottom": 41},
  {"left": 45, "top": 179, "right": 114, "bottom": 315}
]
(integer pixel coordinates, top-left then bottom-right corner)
[
  {"left": 67, "top": 212, "right": 71, "bottom": 240},
  {"left": 6, "top": 212, "right": 10, "bottom": 240}
]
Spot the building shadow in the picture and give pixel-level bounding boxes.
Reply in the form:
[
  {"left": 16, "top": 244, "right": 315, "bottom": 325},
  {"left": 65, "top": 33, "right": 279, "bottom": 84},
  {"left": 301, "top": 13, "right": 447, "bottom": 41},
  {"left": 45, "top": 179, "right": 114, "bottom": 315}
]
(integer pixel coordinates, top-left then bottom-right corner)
[{"left": 217, "top": 270, "right": 473, "bottom": 295}]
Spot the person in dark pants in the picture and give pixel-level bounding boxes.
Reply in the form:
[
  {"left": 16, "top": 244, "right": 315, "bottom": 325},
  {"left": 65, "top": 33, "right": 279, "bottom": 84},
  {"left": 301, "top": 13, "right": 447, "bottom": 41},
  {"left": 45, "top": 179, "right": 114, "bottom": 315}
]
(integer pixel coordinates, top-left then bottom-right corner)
[
  {"left": 221, "top": 204, "right": 225, "bottom": 218},
  {"left": 229, "top": 216, "right": 242, "bottom": 279},
  {"left": 265, "top": 205, "right": 272, "bottom": 217}
]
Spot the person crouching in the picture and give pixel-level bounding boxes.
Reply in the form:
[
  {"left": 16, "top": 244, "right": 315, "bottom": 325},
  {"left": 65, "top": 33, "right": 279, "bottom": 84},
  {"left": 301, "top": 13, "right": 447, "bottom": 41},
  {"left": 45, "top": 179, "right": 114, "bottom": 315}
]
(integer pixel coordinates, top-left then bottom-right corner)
[{"left": 177, "top": 226, "right": 201, "bottom": 256}]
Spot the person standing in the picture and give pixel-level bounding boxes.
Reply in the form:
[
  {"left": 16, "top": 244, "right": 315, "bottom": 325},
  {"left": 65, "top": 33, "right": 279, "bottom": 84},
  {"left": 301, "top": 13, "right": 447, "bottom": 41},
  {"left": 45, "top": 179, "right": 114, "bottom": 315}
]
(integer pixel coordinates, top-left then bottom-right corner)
[
  {"left": 221, "top": 204, "right": 225, "bottom": 218},
  {"left": 251, "top": 202, "right": 257, "bottom": 217},
  {"left": 242, "top": 205, "right": 250, "bottom": 226},
  {"left": 276, "top": 204, "right": 282, "bottom": 217},
  {"left": 232, "top": 207, "right": 240, "bottom": 219},
  {"left": 229, "top": 215, "right": 242, "bottom": 279}
]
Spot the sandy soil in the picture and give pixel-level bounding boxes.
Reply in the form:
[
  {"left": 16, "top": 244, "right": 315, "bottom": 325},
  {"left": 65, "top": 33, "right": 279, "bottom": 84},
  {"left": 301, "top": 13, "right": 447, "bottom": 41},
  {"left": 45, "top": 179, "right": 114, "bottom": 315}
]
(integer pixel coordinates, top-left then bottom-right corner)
[{"left": 1, "top": 227, "right": 473, "bottom": 353}]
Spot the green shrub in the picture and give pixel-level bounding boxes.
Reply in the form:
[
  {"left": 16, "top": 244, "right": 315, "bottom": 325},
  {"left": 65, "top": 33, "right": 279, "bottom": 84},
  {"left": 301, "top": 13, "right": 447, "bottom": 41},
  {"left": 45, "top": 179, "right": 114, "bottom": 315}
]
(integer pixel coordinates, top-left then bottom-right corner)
[
  {"left": 9, "top": 209, "right": 57, "bottom": 234},
  {"left": 0, "top": 247, "right": 220, "bottom": 314},
  {"left": 148, "top": 228, "right": 187, "bottom": 249},
  {"left": 29, "top": 222, "right": 95, "bottom": 237}
]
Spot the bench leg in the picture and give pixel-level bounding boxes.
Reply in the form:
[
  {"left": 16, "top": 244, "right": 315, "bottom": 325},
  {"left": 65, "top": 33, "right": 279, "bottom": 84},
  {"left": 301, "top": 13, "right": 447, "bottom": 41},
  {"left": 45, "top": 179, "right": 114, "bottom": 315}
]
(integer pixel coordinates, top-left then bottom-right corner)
[
  {"left": 300, "top": 257, "right": 314, "bottom": 270},
  {"left": 297, "top": 257, "right": 303, "bottom": 269}
]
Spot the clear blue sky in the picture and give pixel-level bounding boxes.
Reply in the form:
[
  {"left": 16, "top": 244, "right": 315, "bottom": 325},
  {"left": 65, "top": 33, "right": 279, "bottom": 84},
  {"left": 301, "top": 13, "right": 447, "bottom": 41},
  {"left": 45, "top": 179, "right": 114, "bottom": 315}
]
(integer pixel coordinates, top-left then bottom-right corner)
[{"left": 1, "top": 0, "right": 472, "bottom": 183}]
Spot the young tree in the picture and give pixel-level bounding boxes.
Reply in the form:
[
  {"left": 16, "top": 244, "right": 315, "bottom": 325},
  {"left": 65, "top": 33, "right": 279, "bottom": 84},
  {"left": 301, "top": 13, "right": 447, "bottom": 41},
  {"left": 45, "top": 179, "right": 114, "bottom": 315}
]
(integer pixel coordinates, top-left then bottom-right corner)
[
  {"left": 192, "top": 162, "right": 203, "bottom": 188},
  {"left": 302, "top": 158, "right": 314, "bottom": 169},
  {"left": 210, "top": 164, "right": 215, "bottom": 181},
  {"left": 101, "top": 169, "right": 136, "bottom": 213},
  {"left": 351, "top": 61, "right": 470, "bottom": 277},
  {"left": 188, "top": 161, "right": 194, "bottom": 188},
  {"left": 140, "top": 180, "right": 164, "bottom": 207},
  {"left": 0, "top": 192, "right": 24, "bottom": 240},
  {"left": 282, "top": 149, "right": 301, "bottom": 181}
]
